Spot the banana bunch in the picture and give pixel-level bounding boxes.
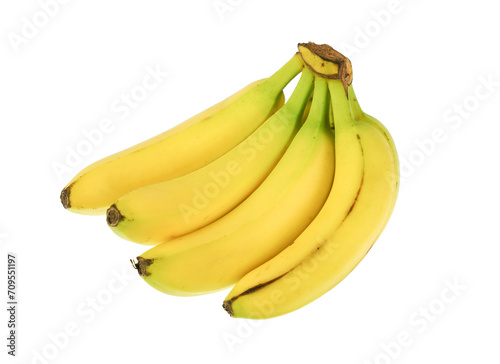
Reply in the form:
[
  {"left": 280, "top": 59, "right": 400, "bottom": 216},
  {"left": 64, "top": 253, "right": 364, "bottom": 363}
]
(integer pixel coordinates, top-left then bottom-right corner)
[{"left": 61, "top": 42, "right": 399, "bottom": 319}]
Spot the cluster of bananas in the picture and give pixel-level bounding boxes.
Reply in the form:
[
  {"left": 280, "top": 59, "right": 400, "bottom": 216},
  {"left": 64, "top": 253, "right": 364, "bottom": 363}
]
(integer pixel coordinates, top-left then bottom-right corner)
[{"left": 61, "top": 42, "right": 399, "bottom": 319}]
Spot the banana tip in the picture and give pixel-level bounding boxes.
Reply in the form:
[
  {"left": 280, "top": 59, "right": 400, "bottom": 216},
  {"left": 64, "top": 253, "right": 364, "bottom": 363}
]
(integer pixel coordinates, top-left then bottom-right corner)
[
  {"left": 60, "top": 187, "right": 71, "bottom": 209},
  {"left": 131, "top": 256, "right": 154, "bottom": 277},
  {"left": 222, "top": 301, "right": 234, "bottom": 317},
  {"left": 106, "top": 204, "right": 123, "bottom": 227}
]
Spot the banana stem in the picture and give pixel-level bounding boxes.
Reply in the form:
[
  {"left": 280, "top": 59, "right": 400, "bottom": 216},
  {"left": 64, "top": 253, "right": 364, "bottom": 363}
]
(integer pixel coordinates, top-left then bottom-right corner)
[
  {"left": 328, "top": 80, "right": 355, "bottom": 129},
  {"left": 298, "top": 42, "right": 352, "bottom": 96},
  {"left": 262, "top": 53, "right": 304, "bottom": 94},
  {"left": 347, "top": 85, "right": 364, "bottom": 121},
  {"left": 302, "top": 76, "right": 330, "bottom": 131},
  {"left": 281, "top": 68, "right": 314, "bottom": 116}
]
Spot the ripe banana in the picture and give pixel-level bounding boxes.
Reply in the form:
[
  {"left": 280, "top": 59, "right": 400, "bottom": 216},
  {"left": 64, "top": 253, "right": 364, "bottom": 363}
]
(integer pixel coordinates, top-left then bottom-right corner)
[
  {"left": 106, "top": 70, "right": 315, "bottom": 245},
  {"left": 60, "top": 54, "right": 304, "bottom": 215},
  {"left": 348, "top": 86, "right": 399, "bottom": 192},
  {"left": 222, "top": 49, "right": 399, "bottom": 319},
  {"left": 131, "top": 72, "right": 335, "bottom": 295}
]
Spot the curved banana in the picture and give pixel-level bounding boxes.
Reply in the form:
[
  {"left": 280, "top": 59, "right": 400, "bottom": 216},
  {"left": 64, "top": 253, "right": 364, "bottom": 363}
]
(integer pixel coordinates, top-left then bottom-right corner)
[
  {"left": 132, "top": 74, "right": 335, "bottom": 295},
  {"left": 106, "top": 70, "right": 315, "bottom": 245},
  {"left": 60, "top": 54, "right": 304, "bottom": 215},
  {"left": 222, "top": 76, "right": 399, "bottom": 319},
  {"left": 348, "top": 86, "right": 400, "bottom": 194}
]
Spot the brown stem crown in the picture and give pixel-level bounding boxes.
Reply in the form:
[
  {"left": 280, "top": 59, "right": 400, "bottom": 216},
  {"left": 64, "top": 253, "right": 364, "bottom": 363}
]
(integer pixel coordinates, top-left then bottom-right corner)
[{"left": 298, "top": 42, "right": 353, "bottom": 96}]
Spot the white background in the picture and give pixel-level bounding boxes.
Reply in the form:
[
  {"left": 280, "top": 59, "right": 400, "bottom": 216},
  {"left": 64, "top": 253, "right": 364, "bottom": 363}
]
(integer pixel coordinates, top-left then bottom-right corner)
[{"left": 1, "top": 0, "right": 499, "bottom": 363}]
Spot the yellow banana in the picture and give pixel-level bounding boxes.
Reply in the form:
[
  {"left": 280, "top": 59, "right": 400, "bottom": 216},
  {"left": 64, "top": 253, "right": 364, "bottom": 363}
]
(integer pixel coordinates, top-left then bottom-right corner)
[
  {"left": 107, "top": 72, "right": 314, "bottom": 245},
  {"left": 106, "top": 70, "right": 315, "bottom": 245},
  {"left": 348, "top": 86, "right": 400, "bottom": 195},
  {"left": 60, "top": 54, "right": 304, "bottom": 215},
  {"left": 131, "top": 74, "right": 335, "bottom": 295},
  {"left": 223, "top": 56, "right": 399, "bottom": 318}
]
